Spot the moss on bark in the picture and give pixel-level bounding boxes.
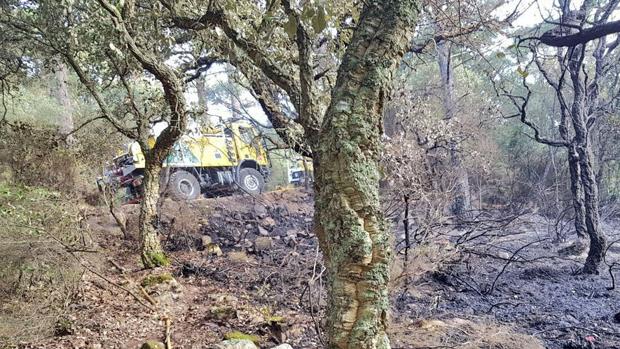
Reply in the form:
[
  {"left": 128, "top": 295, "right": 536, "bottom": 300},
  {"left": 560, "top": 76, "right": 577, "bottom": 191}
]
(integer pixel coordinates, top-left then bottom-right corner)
[
  {"left": 142, "top": 251, "right": 170, "bottom": 268},
  {"left": 139, "top": 164, "right": 169, "bottom": 269},
  {"left": 314, "top": 1, "right": 418, "bottom": 348}
]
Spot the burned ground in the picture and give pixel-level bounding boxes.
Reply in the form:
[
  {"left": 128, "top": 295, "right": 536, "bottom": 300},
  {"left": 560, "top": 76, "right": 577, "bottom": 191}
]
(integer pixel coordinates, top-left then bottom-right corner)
[
  {"left": 391, "top": 212, "right": 620, "bottom": 349},
  {"left": 15, "top": 189, "right": 620, "bottom": 349}
]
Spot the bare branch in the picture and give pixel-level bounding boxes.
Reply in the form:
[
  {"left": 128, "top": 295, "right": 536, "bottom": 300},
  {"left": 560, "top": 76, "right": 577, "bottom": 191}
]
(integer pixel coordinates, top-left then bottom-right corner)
[{"left": 540, "top": 19, "right": 620, "bottom": 47}]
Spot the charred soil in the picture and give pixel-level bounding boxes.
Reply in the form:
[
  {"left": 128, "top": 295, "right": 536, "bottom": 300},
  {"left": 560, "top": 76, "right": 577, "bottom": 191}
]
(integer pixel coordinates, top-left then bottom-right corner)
[{"left": 16, "top": 190, "right": 620, "bottom": 349}]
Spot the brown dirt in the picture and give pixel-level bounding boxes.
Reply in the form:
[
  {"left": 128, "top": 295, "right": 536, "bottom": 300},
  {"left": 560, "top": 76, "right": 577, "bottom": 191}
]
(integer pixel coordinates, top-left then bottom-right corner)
[
  {"left": 20, "top": 189, "right": 323, "bottom": 349},
  {"left": 16, "top": 190, "right": 613, "bottom": 349}
]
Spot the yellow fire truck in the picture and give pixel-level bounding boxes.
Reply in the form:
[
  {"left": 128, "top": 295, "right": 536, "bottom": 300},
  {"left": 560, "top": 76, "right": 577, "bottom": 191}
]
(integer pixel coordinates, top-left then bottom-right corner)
[{"left": 102, "top": 120, "right": 270, "bottom": 202}]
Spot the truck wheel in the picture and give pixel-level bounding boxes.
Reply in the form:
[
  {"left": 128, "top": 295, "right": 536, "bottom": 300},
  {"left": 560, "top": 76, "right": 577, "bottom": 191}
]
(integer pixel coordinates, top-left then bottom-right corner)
[
  {"left": 167, "top": 170, "right": 200, "bottom": 201},
  {"left": 238, "top": 168, "right": 265, "bottom": 195}
]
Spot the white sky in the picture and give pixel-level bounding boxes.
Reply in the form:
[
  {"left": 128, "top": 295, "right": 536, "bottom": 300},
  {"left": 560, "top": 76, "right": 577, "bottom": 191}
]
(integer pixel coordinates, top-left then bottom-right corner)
[
  {"left": 506, "top": 0, "right": 555, "bottom": 27},
  {"left": 153, "top": 64, "right": 269, "bottom": 135}
]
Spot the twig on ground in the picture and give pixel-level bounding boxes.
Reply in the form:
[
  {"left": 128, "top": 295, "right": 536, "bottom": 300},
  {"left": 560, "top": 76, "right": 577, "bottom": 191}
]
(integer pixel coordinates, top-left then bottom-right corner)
[
  {"left": 487, "top": 238, "right": 547, "bottom": 295},
  {"left": 139, "top": 286, "right": 158, "bottom": 306},
  {"left": 164, "top": 316, "right": 173, "bottom": 349}
]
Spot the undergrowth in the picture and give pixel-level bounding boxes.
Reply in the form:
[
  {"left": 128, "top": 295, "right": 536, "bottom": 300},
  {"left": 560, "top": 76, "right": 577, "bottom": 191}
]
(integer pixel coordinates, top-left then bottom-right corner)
[{"left": 0, "top": 183, "right": 85, "bottom": 346}]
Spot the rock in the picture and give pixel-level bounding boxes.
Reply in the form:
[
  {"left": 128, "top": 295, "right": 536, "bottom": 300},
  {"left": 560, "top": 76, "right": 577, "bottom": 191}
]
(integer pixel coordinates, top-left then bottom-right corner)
[
  {"left": 614, "top": 311, "right": 620, "bottom": 323},
  {"left": 243, "top": 239, "right": 253, "bottom": 248},
  {"left": 208, "top": 293, "right": 239, "bottom": 303},
  {"left": 497, "top": 251, "right": 511, "bottom": 260},
  {"left": 260, "top": 217, "right": 276, "bottom": 230},
  {"left": 200, "top": 235, "right": 213, "bottom": 248},
  {"left": 271, "top": 345, "right": 293, "bottom": 349},
  {"left": 207, "top": 305, "right": 237, "bottom": 321},
  {"left": 206, "top": 243, "right": 223, "bottom": 256},
  {"left": 284, "top": 230, "right": 298, "bottom": 246},
  {"left": 141, "top": 273, "right": 174, "bottom": 288},
  {"left": 253, "top": 204, "right": 268, "bottom": 218},
  {"left": 140, "top": 340, "right": 165, "bottom": 349},
  {"left": 228, "top": 251, "right": 252, "bottom": 263},
  {"left": 414, "top": 319, "right": 447, "bottom": 330},
  {"left": 257, "top": 225, "right": 270, "bottom": 236},
  {"left": 254, "top": 237, "right": 273, "bottom": 252},
  {"left": 215, "top": 339, "right": 258, "bottom": 349}
]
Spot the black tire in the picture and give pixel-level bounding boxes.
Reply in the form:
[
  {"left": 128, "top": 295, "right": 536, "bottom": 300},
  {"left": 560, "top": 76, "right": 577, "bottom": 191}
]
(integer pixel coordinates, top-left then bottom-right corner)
[
  {"left": 238, "top": 168, "right": 265, "bottom": 195},
  {"left": 166, "top": 170, "right": 200, "bottom": 201}
]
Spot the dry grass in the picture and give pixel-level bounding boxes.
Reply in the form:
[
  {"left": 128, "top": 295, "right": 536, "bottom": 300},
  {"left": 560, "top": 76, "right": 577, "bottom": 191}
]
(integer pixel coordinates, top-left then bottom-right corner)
[
  {"left": 391, "top": 317, "right": 545, "bottom": 349},
  {"left": 390, "top": 239, "right": 460, "bottom": 290},
  {"left": 0, "top": 184, "right": 85, "bottom": 346}
]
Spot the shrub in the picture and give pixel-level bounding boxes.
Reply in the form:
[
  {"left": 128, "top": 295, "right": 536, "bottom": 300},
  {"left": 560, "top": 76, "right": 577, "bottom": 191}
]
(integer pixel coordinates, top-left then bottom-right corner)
[
  {"left": 0, "top": 183, "right": 84, "bottom": 345},
  {"left": 0, "top": 122, "right": 77, "bottom": 193}
]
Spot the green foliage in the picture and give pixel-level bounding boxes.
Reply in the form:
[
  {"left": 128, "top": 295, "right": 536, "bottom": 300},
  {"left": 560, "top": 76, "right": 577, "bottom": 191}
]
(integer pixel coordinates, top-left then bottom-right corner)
[
  {"left": 0, "top": 73, "right": 127, "bottom": 198},
  {"left": 3, "top": 83, "right": 63, "bottom": 126},
  {"left": 0, "top": 118, "right": 123, "bottom": 197},
  {"left": 0, "top": 122, "right": 77, "bottom": 192}
]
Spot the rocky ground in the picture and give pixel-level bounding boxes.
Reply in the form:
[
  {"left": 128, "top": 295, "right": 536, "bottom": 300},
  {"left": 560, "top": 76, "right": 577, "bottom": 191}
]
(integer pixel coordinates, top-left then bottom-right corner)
[{"left": 14, "top": 189, "right": 620, "bottom": 349}]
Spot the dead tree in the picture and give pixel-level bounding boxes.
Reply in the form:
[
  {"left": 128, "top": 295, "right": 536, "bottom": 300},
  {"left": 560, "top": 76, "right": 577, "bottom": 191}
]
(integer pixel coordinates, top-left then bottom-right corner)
[{"left": 502, "top": 0, "right": 620, "bottom": 273}]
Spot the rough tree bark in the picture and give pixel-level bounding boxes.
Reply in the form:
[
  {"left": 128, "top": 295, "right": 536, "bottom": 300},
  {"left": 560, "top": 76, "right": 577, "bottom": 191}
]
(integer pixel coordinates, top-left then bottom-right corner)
[
  {"left": 567, "top": 147, "right": 587, "bottom": 241},
  {"left": 567, "top": 44, "right": 606, "bottom": 273},
  {"left": 579, "top": 144, "right": 606, "bottom": 273},
  {"left": 139, "top": 161, "right": 168, "bottom": 266},
  {"left": 195, "top": 76, "right": 209, "bottom": 124},
  {"left": 96, "top": 0, "right": 189, "bottom": 268},
  {"left": 314, "top": 1, "right": 417, "bottom": 348},
  {"left": 52, "top": 62, "right": 75, "bottom": 142},
  {"left": 436, "top": 40, "right": 470, "bottom": 217}
]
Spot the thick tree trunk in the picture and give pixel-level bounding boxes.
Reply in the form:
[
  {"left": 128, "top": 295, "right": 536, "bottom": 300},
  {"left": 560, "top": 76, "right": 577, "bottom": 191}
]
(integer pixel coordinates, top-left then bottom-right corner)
[
  {"left": 579, "top": 145, "right": 606, "bottom": 274},
  {"left": 314, "top": 1, "right": 417, "bottom": 348},
  {"left": 568, "top": 47, "right": 606, "bottom": 274},
  {"left": 436, "top": 41, "right": 470, "bottom": 217},
  {"left": 567, "top": 146, "right": 587, "bottom": 240},
  {"left": 436, "top": 41, "right": 456, "bottom": 121},
  {"left": 448, "top": 144, "right": 471, "bottom": 216},
  {"left": 53, "top": 62, "right": 75, "bottom": 142},
  {"left": 139, "top": 161, "right": 169, "bottom": 268}
]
